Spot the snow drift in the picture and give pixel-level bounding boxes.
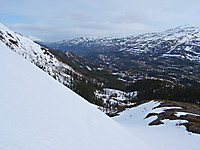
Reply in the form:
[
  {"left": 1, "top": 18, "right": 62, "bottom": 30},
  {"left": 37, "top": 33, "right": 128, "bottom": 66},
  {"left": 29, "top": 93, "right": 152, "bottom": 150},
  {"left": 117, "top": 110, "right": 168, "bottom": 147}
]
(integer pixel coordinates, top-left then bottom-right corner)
[{"left": 0, "top": 40, "right": 149, "bottom": 149}]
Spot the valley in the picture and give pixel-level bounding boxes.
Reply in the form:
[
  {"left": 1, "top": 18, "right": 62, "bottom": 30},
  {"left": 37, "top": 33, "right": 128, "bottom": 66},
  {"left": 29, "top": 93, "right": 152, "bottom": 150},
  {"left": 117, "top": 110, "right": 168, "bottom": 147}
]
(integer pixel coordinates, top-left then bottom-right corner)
[
  {"left": 41, "top": 25, "right": 200, "bottom": 107},
  {"left": 2, "top": 0, "right": 200, "bottom": 149},
  {"left": 1, "top": 23, "right": 200, "bottom": 138}
]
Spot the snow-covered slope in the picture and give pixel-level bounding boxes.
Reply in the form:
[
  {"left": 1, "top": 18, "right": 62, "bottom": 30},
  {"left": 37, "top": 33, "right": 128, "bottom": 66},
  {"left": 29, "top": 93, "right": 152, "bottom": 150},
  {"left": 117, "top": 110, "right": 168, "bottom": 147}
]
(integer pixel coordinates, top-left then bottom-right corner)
[
  {"left": 0, "top": 41, "right": 150, "bottom": 149},
  {"left": 113, "top": 100, "right": 200, "bottom": 150},
  {"left": 0, "top": 23, "right": 77, "bottom": 88}
]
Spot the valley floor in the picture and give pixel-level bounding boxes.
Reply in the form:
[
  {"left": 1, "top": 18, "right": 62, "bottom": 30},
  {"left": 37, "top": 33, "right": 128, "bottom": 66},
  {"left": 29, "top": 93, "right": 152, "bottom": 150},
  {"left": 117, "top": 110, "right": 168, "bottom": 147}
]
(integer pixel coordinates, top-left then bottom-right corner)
[{"left": 113, "top": 101, "right": 200, "bottom": 150}]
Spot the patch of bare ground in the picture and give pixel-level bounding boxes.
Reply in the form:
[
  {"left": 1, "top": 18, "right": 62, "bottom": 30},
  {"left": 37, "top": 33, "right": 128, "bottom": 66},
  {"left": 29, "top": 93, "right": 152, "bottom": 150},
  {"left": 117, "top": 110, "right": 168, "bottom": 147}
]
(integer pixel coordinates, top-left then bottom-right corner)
[{"left": 146, "top": 100, "right": 200, "bottom": 134}]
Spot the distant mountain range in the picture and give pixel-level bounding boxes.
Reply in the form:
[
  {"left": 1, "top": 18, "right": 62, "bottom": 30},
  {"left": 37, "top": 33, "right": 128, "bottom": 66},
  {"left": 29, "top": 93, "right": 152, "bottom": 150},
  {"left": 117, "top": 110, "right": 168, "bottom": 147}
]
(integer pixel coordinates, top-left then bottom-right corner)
[
  {"left": 1, "top": 23, "right": 200, "bottom": 110},
  {"left": 42, "top": 25, "right": 200, "bottom": 85},
  {"left": 44, "top": 25, "right": 200, "bottom": 63}
]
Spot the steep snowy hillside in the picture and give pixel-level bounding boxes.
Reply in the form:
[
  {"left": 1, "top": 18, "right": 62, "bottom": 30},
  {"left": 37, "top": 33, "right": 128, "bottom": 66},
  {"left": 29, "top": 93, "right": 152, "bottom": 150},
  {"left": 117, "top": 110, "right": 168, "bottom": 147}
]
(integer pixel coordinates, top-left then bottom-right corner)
[
  {"left": 113, "top": 100, "right": 200, "bottom": 150},
  {"left": 0, "top": 23, "right": 77, "bottom": 89},
  {"left": 0, "top": 41, "right": 150, "bottom": 150}
]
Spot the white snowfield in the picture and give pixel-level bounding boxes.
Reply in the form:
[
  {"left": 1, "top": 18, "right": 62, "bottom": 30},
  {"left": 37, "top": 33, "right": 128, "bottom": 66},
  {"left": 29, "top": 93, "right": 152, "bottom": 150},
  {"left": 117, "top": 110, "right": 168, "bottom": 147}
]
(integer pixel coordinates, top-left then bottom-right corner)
[
  {"left": 113, "top": 101, "right": 200, "bottom": 150},
  {"left": 0, "top": 42, "right": 150, "bottom": 150}
]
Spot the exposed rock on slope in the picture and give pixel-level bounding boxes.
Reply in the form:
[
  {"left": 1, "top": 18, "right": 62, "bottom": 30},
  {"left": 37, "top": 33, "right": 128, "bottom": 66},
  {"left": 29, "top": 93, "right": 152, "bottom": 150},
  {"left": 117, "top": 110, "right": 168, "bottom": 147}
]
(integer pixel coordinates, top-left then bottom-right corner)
[
  {"left": 0, "top": 23, "right": 77, "bottom": 88},
  {"left": 145, "top": 100, "right": 200, "bottom": 134}
]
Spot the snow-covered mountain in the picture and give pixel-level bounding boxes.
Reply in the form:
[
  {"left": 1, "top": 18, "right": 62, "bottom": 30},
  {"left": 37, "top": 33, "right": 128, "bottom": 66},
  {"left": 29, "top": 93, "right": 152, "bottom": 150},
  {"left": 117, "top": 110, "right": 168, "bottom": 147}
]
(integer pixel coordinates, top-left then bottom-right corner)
[
  {"left": 46, "top": 25, "right": 200, "bottom": 62},
  {"left": 0, "top": 40, "right": 151, "bottom": 150},
  {"left": 43, "top": 25, "right": 200, "bottom": 85}
]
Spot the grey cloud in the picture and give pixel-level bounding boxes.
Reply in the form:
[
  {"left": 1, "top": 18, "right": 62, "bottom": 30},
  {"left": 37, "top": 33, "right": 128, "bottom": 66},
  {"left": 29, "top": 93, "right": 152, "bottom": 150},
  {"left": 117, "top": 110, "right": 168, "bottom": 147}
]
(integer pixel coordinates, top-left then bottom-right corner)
[
  {"left": 70, "top": 13, "right": 93, "bottom": 22},
  {"left": 2, "top": 0, "right": 200, "bottom": 41},
  {"left": 9, "top": 23, "right": 55, "bottom": 31},
  {"left": 7, "top": 23, "right": 72, "bottom": 41},
  {"left": 78, "top": 22, "right": 152, "bottom": 36},
  {"left": 113, "top": 13, "right": 146, "bottom": 24},
  {"left": 8, "top": 22, "right": 152, "bottom": 41}
]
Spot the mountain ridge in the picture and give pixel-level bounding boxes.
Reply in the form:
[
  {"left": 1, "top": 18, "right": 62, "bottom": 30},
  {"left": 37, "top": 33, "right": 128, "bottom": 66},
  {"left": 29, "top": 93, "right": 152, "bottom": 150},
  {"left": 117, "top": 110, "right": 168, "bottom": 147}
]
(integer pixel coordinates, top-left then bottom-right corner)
[
  {"left": 44, "top": 25, "right": 200, "bottom": 63},
  {"left": 43, "top": 25, "right": 200, "bottom": 86}
]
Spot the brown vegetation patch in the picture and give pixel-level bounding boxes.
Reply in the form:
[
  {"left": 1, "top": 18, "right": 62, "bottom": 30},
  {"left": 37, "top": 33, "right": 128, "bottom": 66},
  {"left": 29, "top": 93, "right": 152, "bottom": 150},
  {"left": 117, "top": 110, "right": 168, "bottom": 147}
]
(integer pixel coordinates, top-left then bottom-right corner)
[{"left": 147, "top": 100, "right": 200, "bottom": 134}]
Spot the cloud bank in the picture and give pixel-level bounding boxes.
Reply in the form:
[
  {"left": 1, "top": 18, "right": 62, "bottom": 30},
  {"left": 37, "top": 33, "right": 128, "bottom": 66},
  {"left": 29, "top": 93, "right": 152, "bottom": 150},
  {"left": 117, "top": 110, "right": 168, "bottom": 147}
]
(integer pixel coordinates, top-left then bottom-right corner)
[{"left": 1, "top": 0, "right": 200, "bottom": 41}]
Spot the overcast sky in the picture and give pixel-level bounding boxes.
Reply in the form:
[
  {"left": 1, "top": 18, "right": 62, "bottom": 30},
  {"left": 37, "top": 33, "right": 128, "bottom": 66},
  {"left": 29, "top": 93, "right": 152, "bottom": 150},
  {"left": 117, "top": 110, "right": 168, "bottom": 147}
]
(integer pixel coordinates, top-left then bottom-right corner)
[{"left": 1, "top": 0, "right": 200, "bottom": 41}]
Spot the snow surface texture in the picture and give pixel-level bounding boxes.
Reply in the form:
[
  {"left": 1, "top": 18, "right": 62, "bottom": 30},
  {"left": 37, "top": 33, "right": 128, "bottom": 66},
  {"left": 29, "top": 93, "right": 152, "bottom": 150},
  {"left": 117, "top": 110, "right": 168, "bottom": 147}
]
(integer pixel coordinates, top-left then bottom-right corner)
[
  {"left": 0, "top": 42, "right": 151, "bottom": 150},
  {"left": 113, "top": 101, "right": 200, "bottom": 150}
]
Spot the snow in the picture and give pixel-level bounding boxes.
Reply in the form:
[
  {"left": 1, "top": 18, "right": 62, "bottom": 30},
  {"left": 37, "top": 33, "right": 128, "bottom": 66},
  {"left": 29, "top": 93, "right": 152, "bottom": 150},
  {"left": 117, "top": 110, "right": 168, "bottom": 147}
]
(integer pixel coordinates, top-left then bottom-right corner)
[
  {"left": 113, "top": 100, "right": 200, "bottom": 150},
  {"left": 86, "top": 65, "right": 92, "bottom": 71},
  {"left": 0, "top": 23, "right": 78, "bottom": 89},
  {"left": 47, "top": 25, "right": 200, "bottom": 63},
  {"left": 97, "top": 67, "right": 104, "bottom": 71},
  {"left": 113, "top": 101, "right": 161, "bottom": 125},
  {"left": 151, "top": 106, "right": 182, "bottom": 114},
  {"left": 175, "top": 112, "right": 200, "bottom": 117},
  {"left": 161, "top": 119, "right": 188, "bottom": 125},
  {"left": 0, "top": 42, "right": 150, "bottom": 150},
  {"left": 95, "top": 88, "right": 136, "bottom": 105}
]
